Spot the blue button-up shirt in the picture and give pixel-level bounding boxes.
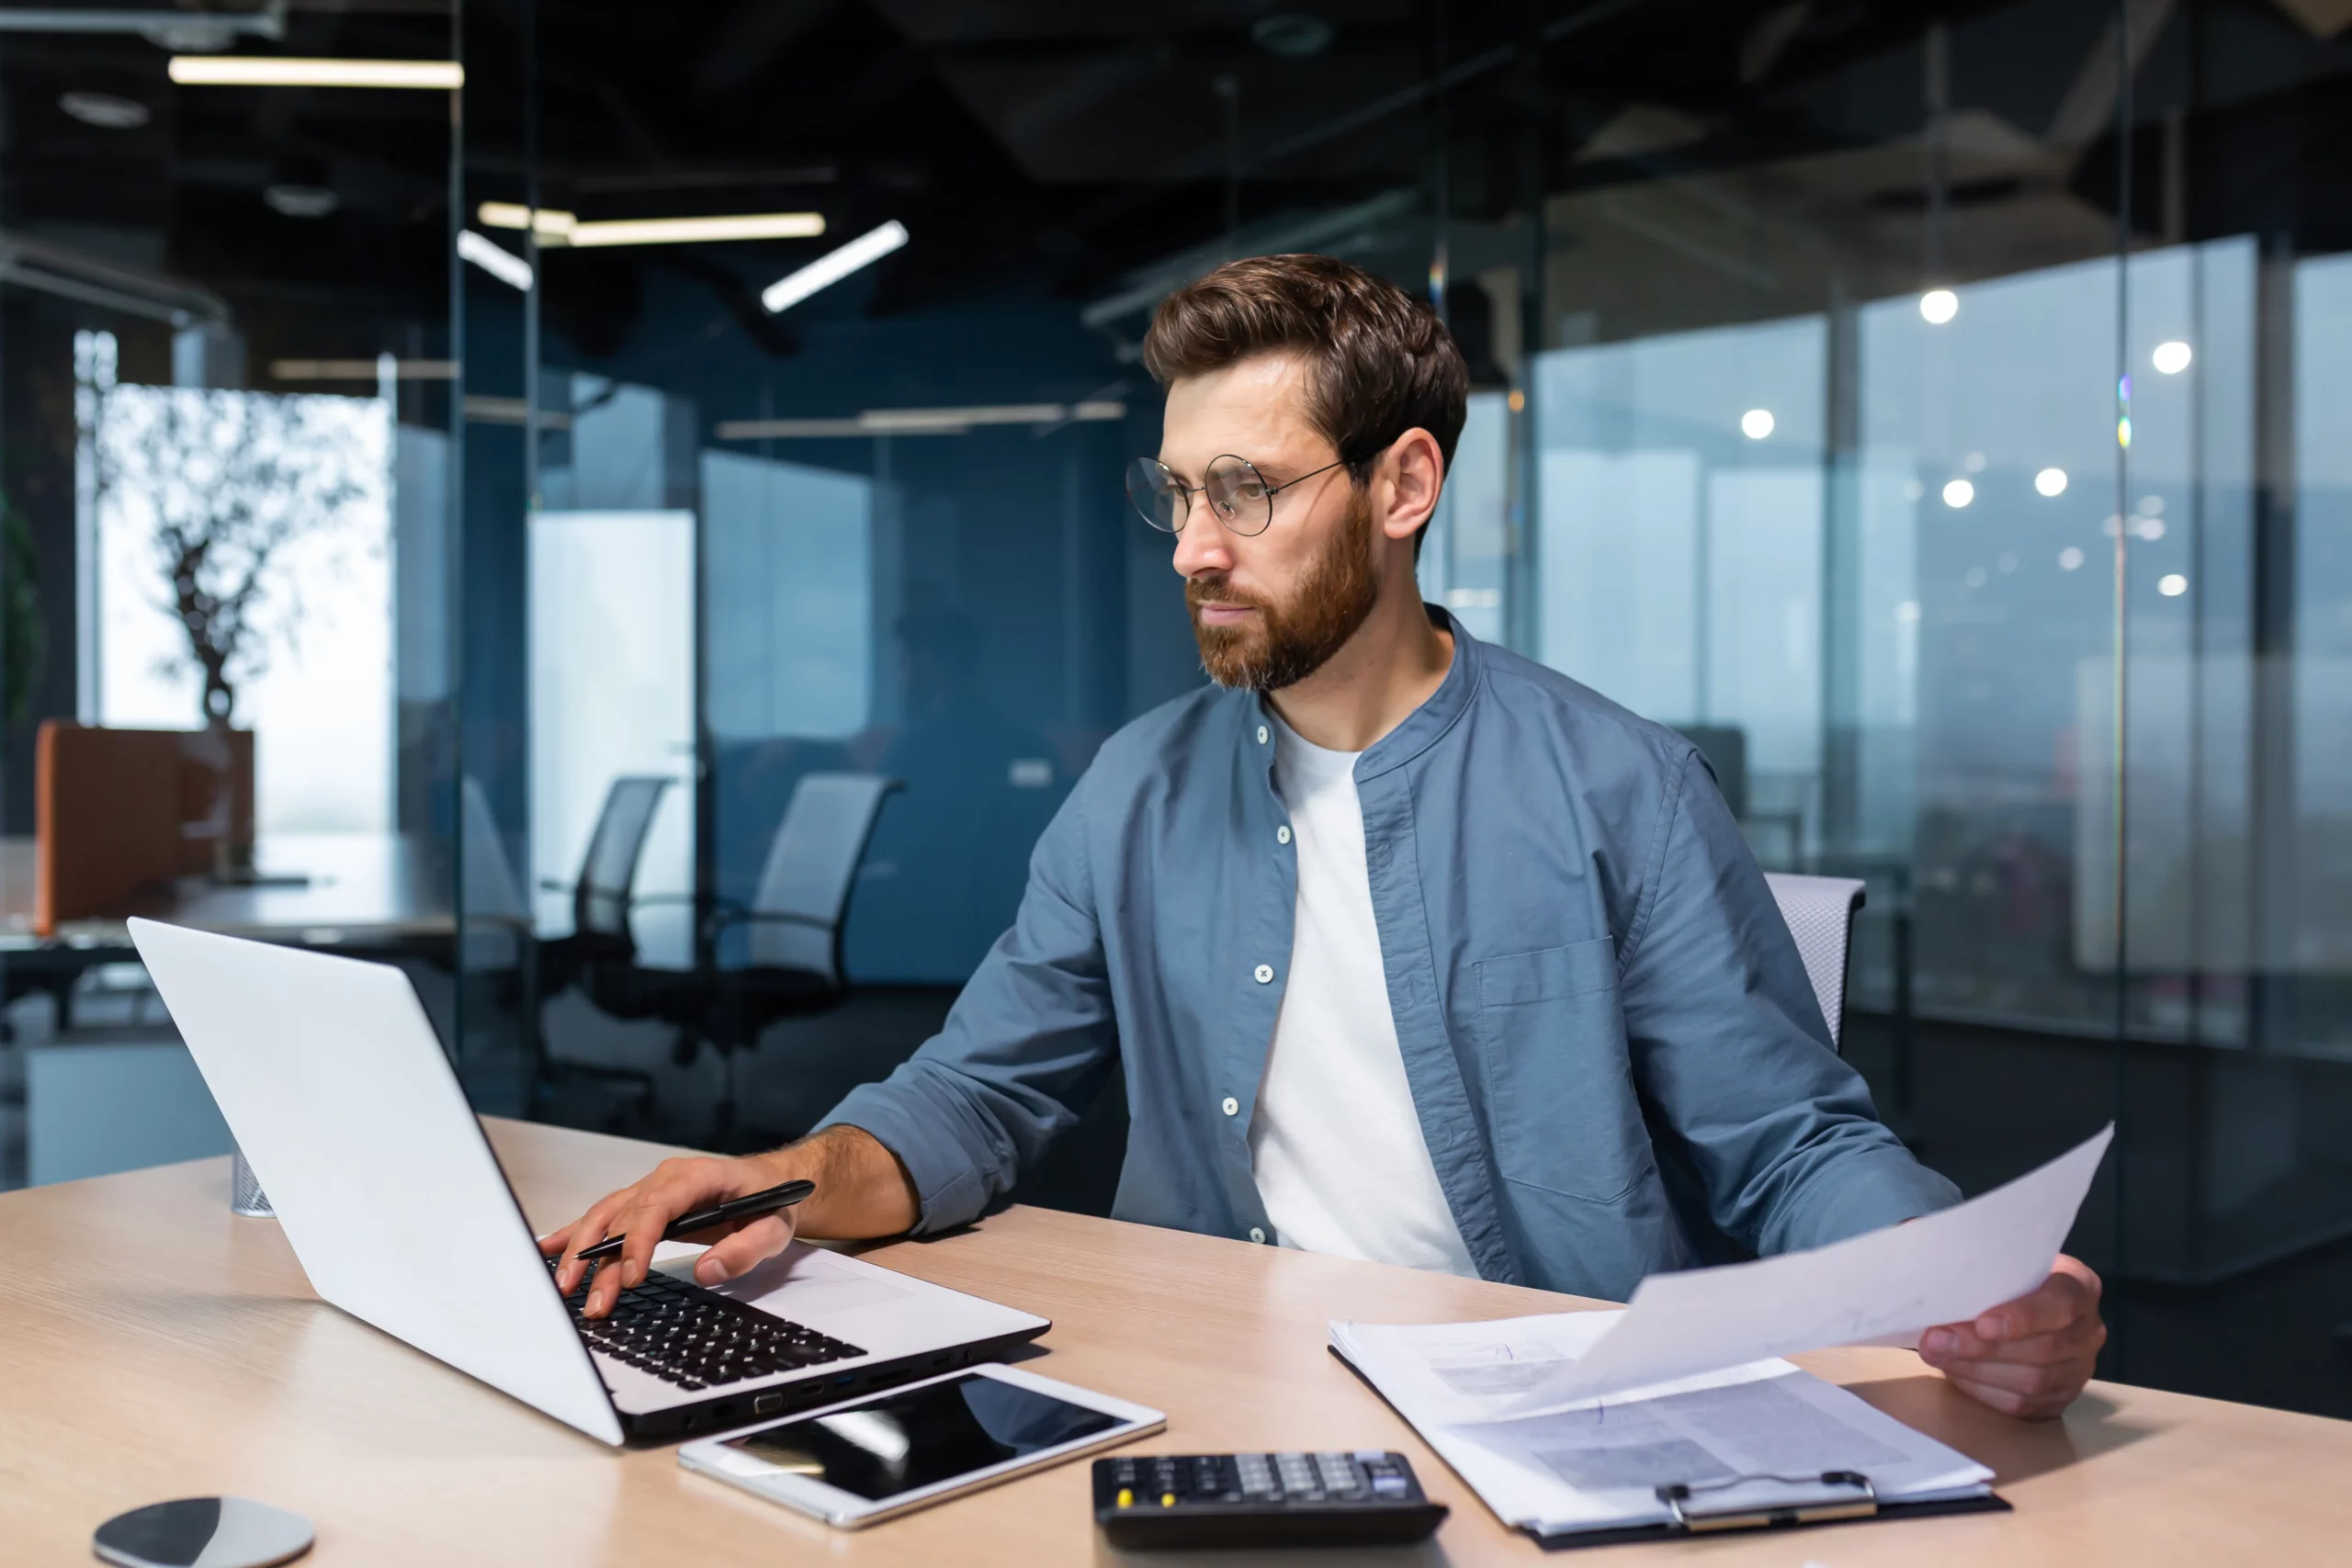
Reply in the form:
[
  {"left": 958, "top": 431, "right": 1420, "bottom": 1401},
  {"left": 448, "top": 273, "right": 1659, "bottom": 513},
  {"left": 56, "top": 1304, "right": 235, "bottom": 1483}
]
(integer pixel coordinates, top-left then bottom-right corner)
[{"left": 820, "top": 609, "right": 1959, "bottom": 1300}]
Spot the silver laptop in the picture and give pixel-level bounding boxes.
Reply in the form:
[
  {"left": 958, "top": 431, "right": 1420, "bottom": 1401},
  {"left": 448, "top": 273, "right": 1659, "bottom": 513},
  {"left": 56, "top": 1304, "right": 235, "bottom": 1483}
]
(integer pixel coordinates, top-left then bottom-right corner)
[{"left": 129, "top": 918, "right": 1048, "bottom": 1446}]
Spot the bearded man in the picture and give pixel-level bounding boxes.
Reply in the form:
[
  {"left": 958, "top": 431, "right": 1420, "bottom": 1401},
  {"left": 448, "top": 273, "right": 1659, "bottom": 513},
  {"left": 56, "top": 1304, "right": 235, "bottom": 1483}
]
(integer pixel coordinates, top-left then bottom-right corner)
[{"left": 546, "top": 254, "right": 2107, "bottom": 1420}]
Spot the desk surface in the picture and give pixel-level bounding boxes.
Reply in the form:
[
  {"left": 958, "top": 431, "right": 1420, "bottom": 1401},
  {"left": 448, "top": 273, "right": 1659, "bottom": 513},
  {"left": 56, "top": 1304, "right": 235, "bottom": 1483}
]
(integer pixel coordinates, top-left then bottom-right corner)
[
  {"left": 3, "top": 1120, "right": 2346, "bottom": 1565},
  {"left": 0, "top": 831, "right": 451, "bottom": 950}
]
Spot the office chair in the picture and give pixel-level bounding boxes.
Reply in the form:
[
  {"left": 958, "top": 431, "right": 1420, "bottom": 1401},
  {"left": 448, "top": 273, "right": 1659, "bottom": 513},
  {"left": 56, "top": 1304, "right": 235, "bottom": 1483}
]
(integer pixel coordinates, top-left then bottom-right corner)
[
  {"left": 1761, "top": 872, "right": 1867, "bottom": 1055},
  {"left": 529, "top": 775, "right": 673, "bottom": 1122},
  {"left": 684, "top": 772, "right": 899, "bottom": 1145}
]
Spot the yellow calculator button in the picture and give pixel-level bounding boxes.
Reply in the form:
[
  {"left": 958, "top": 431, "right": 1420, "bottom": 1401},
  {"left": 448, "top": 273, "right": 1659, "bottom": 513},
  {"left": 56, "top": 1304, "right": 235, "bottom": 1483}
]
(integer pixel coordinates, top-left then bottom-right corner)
[
  {"left": 1115, "top": 1489, "right": 1133, "bottom": 1508},
  {"left": 1160, "top": 1493, "right": 1176, "bottom": 1507}
]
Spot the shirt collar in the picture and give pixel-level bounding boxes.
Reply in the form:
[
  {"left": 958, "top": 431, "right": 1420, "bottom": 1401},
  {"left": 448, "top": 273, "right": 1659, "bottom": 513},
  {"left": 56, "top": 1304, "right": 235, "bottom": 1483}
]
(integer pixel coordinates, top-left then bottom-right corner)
[{"left": 1243, "top": 603, "right": 1482, "bottom": 784}]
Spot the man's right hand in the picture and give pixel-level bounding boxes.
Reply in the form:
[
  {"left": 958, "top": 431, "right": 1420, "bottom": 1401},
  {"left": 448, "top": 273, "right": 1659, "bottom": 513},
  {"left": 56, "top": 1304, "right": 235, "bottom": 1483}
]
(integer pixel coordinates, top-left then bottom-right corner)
[{"left": 537, "top": 1124, "right": 921, "bottom": 1319}]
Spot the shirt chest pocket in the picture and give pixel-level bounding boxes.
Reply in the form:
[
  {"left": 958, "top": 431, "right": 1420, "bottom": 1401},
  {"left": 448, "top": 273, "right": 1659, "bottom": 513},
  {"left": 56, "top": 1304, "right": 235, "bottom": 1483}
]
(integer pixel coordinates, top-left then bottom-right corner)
[{"left": 1473, "top": 938, "right": 1655, "bottom": 1203}]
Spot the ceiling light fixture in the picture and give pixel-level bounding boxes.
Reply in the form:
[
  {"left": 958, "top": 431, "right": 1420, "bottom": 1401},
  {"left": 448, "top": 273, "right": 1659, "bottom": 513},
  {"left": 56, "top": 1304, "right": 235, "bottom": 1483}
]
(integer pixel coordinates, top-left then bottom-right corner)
[
  {"left": 478, "top": 202, "right": 575, "bottom": 239},
  {"left": 167, "top": 57, "right": 464, "bottom": 90},
  {"left": 1919, "top": 288, "right": 1959, "bottom": 324},
  {"left": 1942, "top": 478, "right": 1975, "bottom": 508},
  {"left": 264, "top": 185, "right": 338, "bottom": 219},
  {"left": 457, "top": 230, "right": 532, "bottom": 291},
  {"left": 762, "top": 220, "right": 908, "bottom": 313},
  {"left": 570, "top": 212, "right": 823, "bottom": 248},
  {"left": 60, "top": 91, "right": 150, "bottom": 130},
  {"left": 716, "top": 400, "right": 1124, "bottom": 441},
  {"left": 2152, "top": 340, "right": 2192, "bottom": 374},
  {"left": 1740, "top": 409, "right": 1774, "bottom": 440},
  {"left": 2035, "top": 467, "right": 2068, "bottom": 497},
  {"left": 474, "top": 203, "right": 820, "bottom": 247}
]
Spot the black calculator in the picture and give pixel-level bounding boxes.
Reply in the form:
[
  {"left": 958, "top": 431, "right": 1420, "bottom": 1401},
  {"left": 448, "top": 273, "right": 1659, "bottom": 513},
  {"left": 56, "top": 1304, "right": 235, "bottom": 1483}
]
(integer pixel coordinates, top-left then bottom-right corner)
[{"left": 1092, "top": 1450, "right": 1448, "bottom": 1550}]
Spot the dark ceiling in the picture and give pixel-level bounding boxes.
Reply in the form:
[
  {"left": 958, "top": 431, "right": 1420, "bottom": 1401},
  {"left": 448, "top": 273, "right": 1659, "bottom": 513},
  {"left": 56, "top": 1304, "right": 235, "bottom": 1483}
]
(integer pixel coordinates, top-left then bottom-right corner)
[{"left": 1, "top": 0, "right": 2346, "bottom": 367}]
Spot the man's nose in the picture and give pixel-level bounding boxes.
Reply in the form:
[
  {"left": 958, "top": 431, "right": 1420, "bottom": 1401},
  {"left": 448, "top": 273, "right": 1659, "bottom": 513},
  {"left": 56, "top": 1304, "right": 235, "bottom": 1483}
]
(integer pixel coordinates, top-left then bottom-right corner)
[{"left": 1170, "top": 502, "right": 1235, "bottom": 579}]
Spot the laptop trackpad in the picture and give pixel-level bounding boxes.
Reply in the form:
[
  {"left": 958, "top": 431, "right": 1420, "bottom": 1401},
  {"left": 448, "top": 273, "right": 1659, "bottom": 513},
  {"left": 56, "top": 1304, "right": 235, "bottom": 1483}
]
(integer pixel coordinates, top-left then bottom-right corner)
[{"left": 686, "top": 1244, "right": 921, "bottom": 1323}]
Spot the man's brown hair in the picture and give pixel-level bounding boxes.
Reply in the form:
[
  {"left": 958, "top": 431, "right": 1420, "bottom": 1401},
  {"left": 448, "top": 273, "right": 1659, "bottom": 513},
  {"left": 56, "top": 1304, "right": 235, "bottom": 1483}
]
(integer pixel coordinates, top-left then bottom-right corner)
[{"left": 1141, "top": 253, "right": 1470, "bottom": 493}]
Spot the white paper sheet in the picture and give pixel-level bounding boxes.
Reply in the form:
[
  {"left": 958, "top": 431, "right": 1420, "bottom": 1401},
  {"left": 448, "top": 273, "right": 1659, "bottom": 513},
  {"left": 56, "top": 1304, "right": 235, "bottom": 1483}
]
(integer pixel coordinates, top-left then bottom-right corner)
[
  {"left": 1329, "top": 1314, "right": 1993, "bottom": 1536},
  {"left": 1493, "top": 1122, "right": 2114, "bottom": 1415}
]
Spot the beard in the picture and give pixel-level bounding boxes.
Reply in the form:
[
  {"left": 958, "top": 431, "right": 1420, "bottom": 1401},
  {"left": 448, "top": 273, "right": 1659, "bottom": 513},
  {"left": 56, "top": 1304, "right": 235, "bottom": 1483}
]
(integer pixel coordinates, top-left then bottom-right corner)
[{"left": 1187, "top": 488, "right": 1381, "bottom": 692}]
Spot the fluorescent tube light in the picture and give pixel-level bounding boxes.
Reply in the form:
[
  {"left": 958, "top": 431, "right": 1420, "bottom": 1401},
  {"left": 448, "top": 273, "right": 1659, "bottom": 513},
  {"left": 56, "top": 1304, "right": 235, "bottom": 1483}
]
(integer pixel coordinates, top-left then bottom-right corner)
[
  {"left": 569, "top": 212, "right": 823, "bottom": 247},
  {"left": 478, "top": 202, "right": 577, "bottom": 240},
  {"left": 457, "top": 230, "right": 533, "bottom": 291},
  {"left": 715, "top": 400, "right": 1125, "bottom": 441},
  {"left": 168, "top": 56, "right": 464, "bottom": 89},
  {"left": 475, "top": 204, "right": 818, "bottom": 247},
  {"left": 762, "top": 220, "right": 908, "bottom": 313}
]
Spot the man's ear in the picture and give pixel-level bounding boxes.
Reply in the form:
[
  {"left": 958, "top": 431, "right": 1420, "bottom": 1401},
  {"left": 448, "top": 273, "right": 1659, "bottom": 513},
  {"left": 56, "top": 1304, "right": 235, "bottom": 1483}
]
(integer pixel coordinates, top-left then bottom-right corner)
[{"left": 1378, "top": 428, "right": 1444, "bottom": 546}]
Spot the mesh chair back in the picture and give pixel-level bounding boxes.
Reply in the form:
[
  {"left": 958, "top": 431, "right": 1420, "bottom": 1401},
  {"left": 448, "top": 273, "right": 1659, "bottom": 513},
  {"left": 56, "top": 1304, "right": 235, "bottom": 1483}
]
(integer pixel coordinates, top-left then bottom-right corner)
[
  {"left": 745, "top": 773, "right": 899, "bottom": 983},
  {"left": 575, "top": 776, "right": 671, "bottom": 942},
  {"left": 1760, "top": 872, "right": 1866, "bottom": 1053}
]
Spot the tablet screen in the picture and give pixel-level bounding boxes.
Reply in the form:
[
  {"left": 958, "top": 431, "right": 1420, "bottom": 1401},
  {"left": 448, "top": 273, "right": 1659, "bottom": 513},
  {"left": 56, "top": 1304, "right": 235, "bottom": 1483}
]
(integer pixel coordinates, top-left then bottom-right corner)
[{"left": 718, "top": 1373, "right": 1124, "bottom": 1502}]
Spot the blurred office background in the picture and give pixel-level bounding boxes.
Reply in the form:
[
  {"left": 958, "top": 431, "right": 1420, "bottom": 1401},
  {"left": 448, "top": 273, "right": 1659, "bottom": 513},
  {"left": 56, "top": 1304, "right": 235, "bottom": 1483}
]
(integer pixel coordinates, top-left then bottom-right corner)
[{"left": 1, "top": 0, "right": 2346, "bottom": 1418}]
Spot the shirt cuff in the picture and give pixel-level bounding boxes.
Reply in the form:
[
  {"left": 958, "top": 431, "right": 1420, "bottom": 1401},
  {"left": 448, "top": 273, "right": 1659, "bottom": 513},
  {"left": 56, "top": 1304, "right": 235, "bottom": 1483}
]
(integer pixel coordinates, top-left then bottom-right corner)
[{"left": 815, "top": 1077, "right": 997, "bottom": 1235}]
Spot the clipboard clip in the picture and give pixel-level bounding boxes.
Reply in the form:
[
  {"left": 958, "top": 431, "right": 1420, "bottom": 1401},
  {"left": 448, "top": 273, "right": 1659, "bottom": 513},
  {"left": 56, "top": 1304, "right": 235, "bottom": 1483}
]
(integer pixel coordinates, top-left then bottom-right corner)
[{"left": 1656, "top": 1470, "right": 1879, "bottom": 1534}]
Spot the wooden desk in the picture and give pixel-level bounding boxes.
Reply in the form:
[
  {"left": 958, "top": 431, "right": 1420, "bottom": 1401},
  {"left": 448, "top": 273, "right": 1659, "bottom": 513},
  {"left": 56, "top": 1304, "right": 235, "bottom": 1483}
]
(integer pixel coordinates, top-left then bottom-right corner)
[{"left": 3, "top": 1120, "right": 2346, "bottom": 1564}]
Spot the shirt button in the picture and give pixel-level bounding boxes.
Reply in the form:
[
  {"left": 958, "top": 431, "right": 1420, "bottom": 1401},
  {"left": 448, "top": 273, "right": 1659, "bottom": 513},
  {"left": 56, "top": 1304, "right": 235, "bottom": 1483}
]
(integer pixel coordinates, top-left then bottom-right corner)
[
  {"left": 1276, "top": 825, "right": 1292, "bottom": 845},
  {"left": 1249, "top": 1227, "right": 1267, "bottom": 1244},
  {"left": 1221, "top": 1096, "right": 1239, "bottom": 1116},
  {"left": 1252, "top": 963, "right": 1273, "bottom": 984},
  {"left": 1256, "top": 725, "right": 1269, "bottom": 744}
]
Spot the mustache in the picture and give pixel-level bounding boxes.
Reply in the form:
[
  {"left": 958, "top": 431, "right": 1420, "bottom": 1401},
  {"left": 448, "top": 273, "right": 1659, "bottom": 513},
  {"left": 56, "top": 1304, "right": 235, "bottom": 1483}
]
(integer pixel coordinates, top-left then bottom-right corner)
[{"left": 1185, "top": 575, "right": 1264, "bottom": 612}]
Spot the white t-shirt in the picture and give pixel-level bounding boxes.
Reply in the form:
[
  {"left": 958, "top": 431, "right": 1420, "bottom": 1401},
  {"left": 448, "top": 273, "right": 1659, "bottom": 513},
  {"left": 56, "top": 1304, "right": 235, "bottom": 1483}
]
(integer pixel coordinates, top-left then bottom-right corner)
[{"left": 1248, "top": 714, "right": 1479, "bottom": 1278}]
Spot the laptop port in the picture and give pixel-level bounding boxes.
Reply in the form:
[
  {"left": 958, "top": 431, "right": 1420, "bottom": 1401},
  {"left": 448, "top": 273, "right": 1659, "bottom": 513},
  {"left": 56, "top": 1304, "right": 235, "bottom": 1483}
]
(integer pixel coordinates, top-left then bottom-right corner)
[{"left": 754, "top": 1393, "right": 783, "bottom": 1416}]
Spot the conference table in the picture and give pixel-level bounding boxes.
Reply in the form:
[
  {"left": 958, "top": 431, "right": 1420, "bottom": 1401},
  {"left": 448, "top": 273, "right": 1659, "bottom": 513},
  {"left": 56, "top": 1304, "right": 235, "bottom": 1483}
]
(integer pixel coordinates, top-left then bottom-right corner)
[{"left": 4, "top": 1119, "right": 2346, "bottom": 1564}]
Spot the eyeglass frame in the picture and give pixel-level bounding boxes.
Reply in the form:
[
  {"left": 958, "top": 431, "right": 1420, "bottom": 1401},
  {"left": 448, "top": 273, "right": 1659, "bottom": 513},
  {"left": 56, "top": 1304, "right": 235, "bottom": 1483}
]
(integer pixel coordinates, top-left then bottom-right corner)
[{"left": 1126, "top": 450, "right": 1363, "bottom": 536}]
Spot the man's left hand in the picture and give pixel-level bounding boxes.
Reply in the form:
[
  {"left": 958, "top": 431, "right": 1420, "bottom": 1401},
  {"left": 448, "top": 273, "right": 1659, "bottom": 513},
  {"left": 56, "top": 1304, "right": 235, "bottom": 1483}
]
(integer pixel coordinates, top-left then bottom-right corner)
[{"left": 1917, "top": 1253, "right": 2106, "bottom": 1419}]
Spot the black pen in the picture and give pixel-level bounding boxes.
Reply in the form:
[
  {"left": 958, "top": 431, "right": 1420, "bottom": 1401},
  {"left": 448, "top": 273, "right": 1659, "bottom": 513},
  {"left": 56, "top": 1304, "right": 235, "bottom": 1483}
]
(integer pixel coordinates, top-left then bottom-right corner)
[{"left": 571, "top": 1179, "right": 816, "bottom": 1262}]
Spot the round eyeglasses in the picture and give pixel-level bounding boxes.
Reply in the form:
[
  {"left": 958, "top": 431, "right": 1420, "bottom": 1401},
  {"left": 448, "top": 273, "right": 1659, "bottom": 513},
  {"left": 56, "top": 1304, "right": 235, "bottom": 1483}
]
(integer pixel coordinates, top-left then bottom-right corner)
[{"left": 1125, "top": 453, "right": 1352, "bottom": 537}]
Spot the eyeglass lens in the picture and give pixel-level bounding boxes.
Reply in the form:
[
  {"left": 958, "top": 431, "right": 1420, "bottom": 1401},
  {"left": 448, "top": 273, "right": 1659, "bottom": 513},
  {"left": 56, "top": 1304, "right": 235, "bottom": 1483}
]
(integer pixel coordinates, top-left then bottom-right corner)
[{"left": 1123, "top": 455, "right": 1274, "bottom": 536}]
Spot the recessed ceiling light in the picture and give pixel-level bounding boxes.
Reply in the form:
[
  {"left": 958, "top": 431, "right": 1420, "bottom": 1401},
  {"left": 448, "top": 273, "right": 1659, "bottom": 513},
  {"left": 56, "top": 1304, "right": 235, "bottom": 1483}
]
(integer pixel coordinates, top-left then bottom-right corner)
[
  {"left": 60, "top": 91, "right": 150, "bottom": 130},
  {"left": 1919, "top": 288, "right": 1959, "bottom": 324},
  {"left": 264, "top": 184, "right": 339, "bottom": 219},
  {"left": 1739, "top": 408, "right": 1774, "bottom": 440},
  {"left": 2152, "top": 340, "right": 2192, "bottom": 375},
  {"left": 1942, "top": 478, "right": 1975, "bottom": 508},
  {"left": 2035, "top": 467, "right": 2068, "bottom": 497}
]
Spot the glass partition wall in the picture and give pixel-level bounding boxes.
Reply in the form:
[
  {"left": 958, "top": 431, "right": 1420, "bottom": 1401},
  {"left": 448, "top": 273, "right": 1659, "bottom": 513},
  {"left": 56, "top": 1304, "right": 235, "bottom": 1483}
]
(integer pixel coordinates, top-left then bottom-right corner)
[{"left": 442, "top": 0, "right": 2351, "bottom": 1416}]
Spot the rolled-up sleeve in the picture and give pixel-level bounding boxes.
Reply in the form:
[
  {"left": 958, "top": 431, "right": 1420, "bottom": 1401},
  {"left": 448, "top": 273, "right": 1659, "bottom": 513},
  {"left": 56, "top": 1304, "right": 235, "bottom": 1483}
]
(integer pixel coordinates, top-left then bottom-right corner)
[
  {"left": 1620, "top": 750, "right": 1960, "bottom": 1257},
  {"left": 815, "top": 781, "right": 1118, "bottom": 1234}
]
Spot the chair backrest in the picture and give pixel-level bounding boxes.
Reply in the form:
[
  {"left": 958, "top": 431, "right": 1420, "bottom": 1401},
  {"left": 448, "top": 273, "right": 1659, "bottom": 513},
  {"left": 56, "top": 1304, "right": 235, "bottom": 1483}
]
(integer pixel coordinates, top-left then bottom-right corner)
[
  {"left": 1760, "top": 871, "right": 1866, "bottom": 1054},
  {"left": 574, "top": 776, "right": 672, "bottom": 942},
  {"left": 744, "top": 773, "right": 899, "bottom": 983}
]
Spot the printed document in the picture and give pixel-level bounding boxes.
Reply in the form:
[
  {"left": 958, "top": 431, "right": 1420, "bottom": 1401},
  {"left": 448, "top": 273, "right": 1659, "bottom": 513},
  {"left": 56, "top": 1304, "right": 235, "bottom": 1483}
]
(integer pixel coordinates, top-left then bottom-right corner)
[
  {"left": 1484, "top": 1122, "right": 2114, "bottom": 1415},
  {"left": 1330, "top": 1314, "right": 1993, "bottom": 1539}
]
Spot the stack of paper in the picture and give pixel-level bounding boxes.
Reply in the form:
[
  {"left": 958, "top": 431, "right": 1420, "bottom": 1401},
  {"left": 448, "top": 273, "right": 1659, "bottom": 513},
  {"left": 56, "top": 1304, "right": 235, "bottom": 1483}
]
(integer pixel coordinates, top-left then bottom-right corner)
[
  {"left": 1328, "top": 1126, "right": 2114, "bottom": 1542},
  {"left": 1330, "top": 1313, "right": 1992, "bottom": 1540}
]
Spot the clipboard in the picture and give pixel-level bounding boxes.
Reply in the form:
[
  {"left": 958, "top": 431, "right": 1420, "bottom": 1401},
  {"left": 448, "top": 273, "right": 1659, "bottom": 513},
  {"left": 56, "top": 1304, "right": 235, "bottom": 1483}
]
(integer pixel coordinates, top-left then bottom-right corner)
[
  {"left": 1327, "top": 1345, "right": 2011, "bottom": 1551},
  {"left": 1525, "top": 1468, "right": 2011, "bottom": 1551}
]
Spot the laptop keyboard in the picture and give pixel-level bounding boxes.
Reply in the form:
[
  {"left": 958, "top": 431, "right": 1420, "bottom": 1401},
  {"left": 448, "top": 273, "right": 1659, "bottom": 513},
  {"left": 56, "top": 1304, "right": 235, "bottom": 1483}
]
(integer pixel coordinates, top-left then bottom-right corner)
[{"left": 552, "top": 1258, "right": 866, "bottom": 1392}]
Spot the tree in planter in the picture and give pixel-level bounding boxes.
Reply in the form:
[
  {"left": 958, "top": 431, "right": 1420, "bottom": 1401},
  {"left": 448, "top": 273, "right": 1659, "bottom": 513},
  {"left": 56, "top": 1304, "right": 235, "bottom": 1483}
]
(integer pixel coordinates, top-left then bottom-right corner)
[{"left": 94, "top": 384, "right": 382, "bottom": 728}]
